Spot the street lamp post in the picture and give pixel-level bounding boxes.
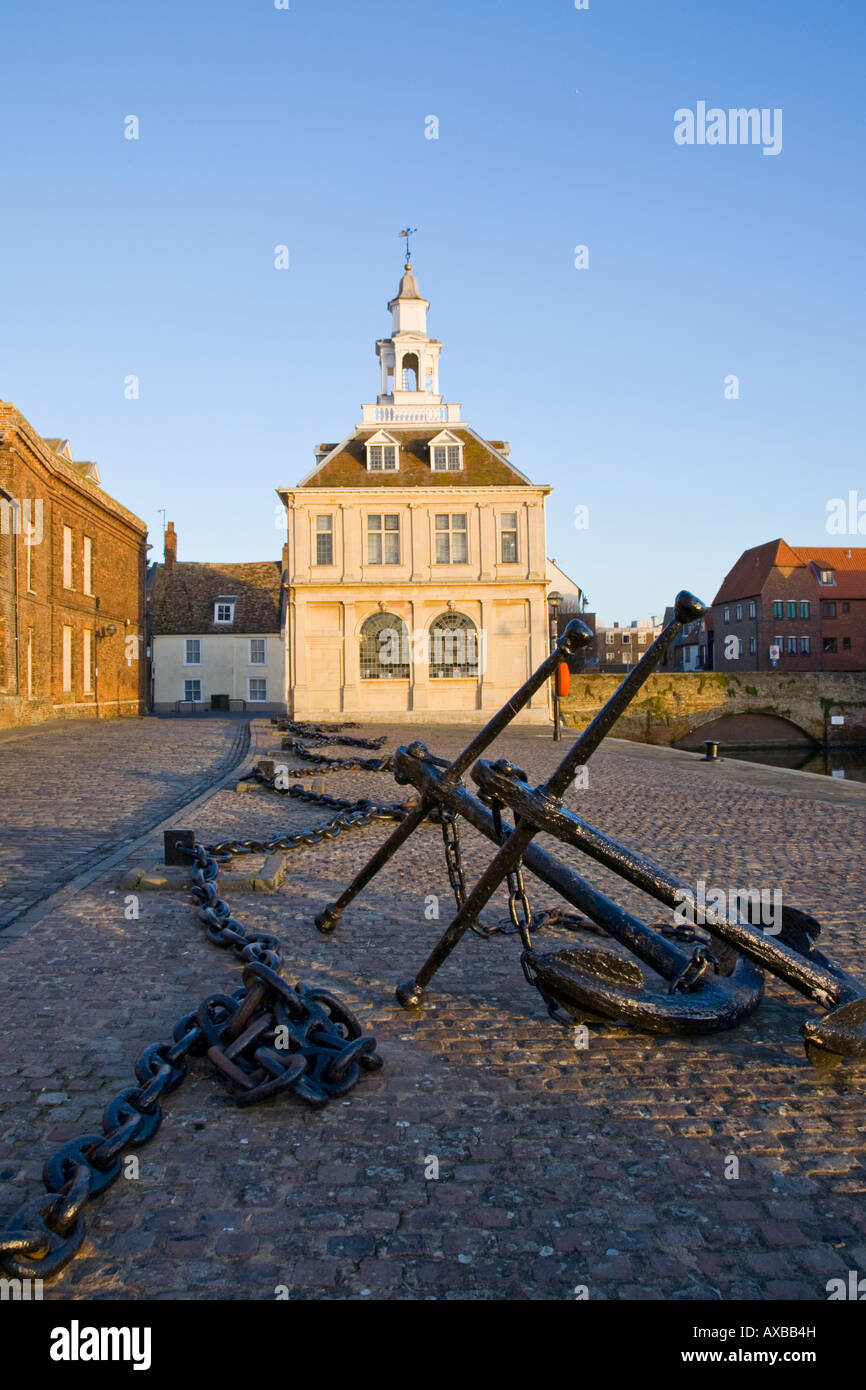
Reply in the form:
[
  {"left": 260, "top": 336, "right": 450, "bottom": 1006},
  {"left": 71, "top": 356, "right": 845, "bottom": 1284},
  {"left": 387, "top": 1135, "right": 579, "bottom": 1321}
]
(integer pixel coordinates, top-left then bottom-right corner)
[{"left": 548, "top": 590, "right": 563, "bottom": 741}]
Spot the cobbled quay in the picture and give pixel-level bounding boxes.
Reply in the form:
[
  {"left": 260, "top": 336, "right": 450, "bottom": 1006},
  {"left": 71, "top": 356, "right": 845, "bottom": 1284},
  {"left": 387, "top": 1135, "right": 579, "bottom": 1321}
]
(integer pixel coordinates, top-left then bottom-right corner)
[
  {"left": 1, "top": 715, "right": 865, "bottom": 1301},
  {"left": 0, "top": 716, "right": 249, "bottom": 932}
]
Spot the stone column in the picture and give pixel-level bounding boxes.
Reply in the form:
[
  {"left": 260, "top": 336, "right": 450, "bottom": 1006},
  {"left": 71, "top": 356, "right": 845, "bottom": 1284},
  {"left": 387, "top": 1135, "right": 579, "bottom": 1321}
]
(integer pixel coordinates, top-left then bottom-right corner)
[
  {"left": 477, "top": 594, "right": 496, "bottom": 712},
  {"left": 294, "top": 503, "right": 311, "bottom": 583},
  {"left": 341, "top": 503, "right": 361, "bottom": 583},
  {"left": 291, "top": 595, "right": 310, "bottom": 717},
  {"left": 409, "top": 502, "right": 427, "bottom": 581},
  {"left": 478, "top": 503, "right": 495, "bottom": 580},
  {"left": 526, "top": 497, "right": 545, "bottom": 580},
  {"left": 528, "top": 590, "right": 551, "bottom": 713},
  {"left": 342, "top": 600, "right": 360, "bottom": 713},
  {"left": 409, "top": 596, "right": 429, "bottom": 711}
]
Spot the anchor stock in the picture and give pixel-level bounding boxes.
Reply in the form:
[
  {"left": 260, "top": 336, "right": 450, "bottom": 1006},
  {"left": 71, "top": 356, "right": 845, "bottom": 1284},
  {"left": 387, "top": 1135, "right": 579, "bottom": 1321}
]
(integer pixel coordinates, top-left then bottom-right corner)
[
  {"left": 472, "top": 759, "right": 862, "bottom": 1011},
  {"left": 314, "top": 615, "right": 594, "bottom": 934},
  {"left": 394, "top": 591, "right": 707, "bottom": 1007},
  {"left": 318, "top": 587, "right": 866, "bottom": 1066},
  {"left": 392, "top": 747, "right": 764, "bottom": 1034},
  {"left": 471, "top": 757, "right": 866, "bottom": 1061}
]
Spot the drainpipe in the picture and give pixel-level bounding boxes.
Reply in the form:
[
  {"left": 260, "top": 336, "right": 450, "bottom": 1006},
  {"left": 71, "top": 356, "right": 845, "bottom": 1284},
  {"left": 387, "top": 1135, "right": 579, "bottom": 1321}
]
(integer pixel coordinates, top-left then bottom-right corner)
[{"left": 0, "top": 486, "right": 21, "bottom": 699}]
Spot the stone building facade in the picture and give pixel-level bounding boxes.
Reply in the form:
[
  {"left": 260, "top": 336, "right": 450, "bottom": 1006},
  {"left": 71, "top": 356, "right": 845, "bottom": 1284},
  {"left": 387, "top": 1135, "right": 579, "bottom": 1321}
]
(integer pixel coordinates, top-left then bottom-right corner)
[
  {"left": 277, "top": 263, "right": 554, "bottom": 723},
  {"left": 0, "top": 402, "right": 147, "bottom": 727},
  {"left": 149, "top": 524, "right": 286, "bottom": 714}
]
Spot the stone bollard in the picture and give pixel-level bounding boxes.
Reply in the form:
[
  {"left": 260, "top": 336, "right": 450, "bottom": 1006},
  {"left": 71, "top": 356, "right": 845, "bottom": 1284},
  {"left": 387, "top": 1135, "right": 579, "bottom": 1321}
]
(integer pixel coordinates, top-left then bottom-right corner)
[{"left": 164, "top": 828, "right": 195, "bottom": 864}]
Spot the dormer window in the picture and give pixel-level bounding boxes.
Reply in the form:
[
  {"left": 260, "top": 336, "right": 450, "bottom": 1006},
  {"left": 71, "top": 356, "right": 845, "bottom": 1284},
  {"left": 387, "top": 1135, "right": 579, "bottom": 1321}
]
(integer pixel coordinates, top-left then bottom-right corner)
[
  {"left": 433, "top": 445, "right": 460, "bottom": 471},
  {"left": 365, "top": 430, "right": 400, "bottom": 471},
  {"left": 429, "top": 430, "right": 464, "bottom": 472},
  {"left": 214, "top": 597, "right": 236, "bottom": 624},
  {"left": 819, "top": 568, "right": 836, "bottom": 585}
]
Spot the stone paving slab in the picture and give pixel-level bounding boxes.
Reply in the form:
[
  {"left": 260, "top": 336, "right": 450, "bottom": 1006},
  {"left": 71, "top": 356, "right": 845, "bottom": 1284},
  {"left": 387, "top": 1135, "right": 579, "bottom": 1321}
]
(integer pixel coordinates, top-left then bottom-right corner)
[{"left": 1, "top": 722, "right": 865, "bottom": 1301}]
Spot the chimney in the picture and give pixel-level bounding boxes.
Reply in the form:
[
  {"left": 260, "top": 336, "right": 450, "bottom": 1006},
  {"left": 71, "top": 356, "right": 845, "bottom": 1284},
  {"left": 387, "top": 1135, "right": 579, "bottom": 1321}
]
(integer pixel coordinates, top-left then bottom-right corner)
[{"left": 164, "top": 521, "right": 177, "bottom": 569}]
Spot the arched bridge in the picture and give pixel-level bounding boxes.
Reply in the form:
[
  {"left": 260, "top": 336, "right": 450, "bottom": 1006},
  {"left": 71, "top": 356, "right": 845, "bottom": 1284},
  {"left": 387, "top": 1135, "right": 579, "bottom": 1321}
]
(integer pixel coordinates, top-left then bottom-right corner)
[{"left": 561, "top": 671, "right": 866, "bottom": 748}]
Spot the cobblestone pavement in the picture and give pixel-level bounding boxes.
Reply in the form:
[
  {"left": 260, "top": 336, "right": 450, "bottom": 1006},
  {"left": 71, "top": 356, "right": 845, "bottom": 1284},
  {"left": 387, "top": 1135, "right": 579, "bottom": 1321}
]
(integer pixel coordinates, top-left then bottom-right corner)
[
  {"left": 1, "top": 720, "right": 865, "bottom": 1301},
  {"left": 0, "top": 715, "right": 249, "bottom": 931}
]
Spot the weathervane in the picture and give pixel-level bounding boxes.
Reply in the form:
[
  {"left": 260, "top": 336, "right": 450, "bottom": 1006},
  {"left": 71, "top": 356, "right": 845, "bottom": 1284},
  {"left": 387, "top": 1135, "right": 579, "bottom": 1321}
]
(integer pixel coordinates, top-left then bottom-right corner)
[{"left": 399, "top": 226, "right": 418, "bottom": 268}]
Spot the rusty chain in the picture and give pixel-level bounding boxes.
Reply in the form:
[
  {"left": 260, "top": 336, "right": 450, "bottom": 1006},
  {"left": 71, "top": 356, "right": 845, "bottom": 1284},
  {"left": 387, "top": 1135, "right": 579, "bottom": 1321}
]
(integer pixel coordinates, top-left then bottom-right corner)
[
  {"left": 0, "top": 728, "right": 398, "bottom": 1284},
  {"left": 0, "top": 717, "right": 706, "bottom": 1283},
  {"left": 274, "top": 742, "right": 394, "bottom": 775},
  {"left": 270, "top": 717, "right": 383, "bottom": 748}
]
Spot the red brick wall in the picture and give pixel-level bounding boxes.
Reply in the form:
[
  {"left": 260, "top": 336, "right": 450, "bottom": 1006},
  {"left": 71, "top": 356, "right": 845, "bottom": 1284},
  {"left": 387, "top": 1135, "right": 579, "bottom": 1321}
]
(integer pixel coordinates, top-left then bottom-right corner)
[
  {"left": 820, "top": 596, "right": 866, "bottom": 671},
  {"left": 713, "top": 567, "right": 865, "bottom": 672},
  {"left": 758, "top": 570, "right": 822, "bottom": 671},
  {"left": 713, "top": 572, "right": 822, "bottom": 672},
  {"left": 0, "top": 406, "right": 147, "bottom": 727}
]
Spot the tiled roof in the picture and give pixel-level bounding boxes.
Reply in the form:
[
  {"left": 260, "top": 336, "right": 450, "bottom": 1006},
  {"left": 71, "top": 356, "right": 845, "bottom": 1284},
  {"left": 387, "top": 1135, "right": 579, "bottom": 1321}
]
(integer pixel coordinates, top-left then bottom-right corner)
[
  {"left": 714, "top": 539, "right": 866, "bottom": 604},
  {"left": 151, "top": 561, "right": 283, "bottom": 634},
  {"left": 300, "top": 428, "right": 530, "bottom": 489},
  {"left": 796, "top": 546, "right": 866, "bottom": 598},
  {"left": 714, "top": 540, "right": 806, "bottom": 605}
]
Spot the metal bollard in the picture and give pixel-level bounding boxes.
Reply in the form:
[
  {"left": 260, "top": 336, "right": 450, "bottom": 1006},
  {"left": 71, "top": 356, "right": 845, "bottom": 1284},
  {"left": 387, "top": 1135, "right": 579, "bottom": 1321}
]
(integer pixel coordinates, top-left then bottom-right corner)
[
  {"left": 703, "top": 740, "right": 720, "bottom": 762},
  {"left": 164, "top": 828, "right": 195, "bottom": 864}
]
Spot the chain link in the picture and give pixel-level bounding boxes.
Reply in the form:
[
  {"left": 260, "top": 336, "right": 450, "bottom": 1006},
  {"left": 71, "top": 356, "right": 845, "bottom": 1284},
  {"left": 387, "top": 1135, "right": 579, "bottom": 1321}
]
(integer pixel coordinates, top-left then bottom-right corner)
[
  {"left": 440, "top": 808, "right": 468, "bottom": 909},
  {"left": 242, "top": 767, "right": 412, "bottom": 823},
  {"left": 505, "top": 860, "right": 534, "bottom": 950},
  {"left": 2, "top": 716, "right": 694, "bottom": 1285},
  {"left": 271, "top": 718, "right": 385, "bottom": 750},
  {"left": 273, "top": 743, "right": 394, "bottom": 776},
  {"left": 0, "top": 725, "right": 390, "bottom": 1285}
]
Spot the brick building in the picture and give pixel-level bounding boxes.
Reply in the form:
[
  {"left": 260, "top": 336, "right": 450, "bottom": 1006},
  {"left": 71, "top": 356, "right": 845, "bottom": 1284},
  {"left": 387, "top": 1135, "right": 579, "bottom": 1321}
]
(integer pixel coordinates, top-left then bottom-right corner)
[
  {"left": 594, "top": 617, "right": 662, "bottom": 671},
  {"left": 149, "top": 523, "right": 286, "bottom": 714},
  {"left": 712, "top": 539, "right": 866, "bottom": 673},
  {"left": 0, "top": 402, "right": 148, "bottom": 727}
]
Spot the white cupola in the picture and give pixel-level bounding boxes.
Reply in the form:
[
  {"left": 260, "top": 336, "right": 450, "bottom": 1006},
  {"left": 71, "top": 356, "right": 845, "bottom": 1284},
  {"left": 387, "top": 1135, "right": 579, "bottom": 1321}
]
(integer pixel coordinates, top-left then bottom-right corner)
[{"left": 375, "top": 262, "right": 443, "bottom": 405}]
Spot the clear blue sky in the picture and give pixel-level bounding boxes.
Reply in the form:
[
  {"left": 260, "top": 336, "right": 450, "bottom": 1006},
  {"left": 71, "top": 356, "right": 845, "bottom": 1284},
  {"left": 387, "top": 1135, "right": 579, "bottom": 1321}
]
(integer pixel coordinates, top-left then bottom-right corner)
[{"left": 2, "top": 0, "right": 864, "bottom": 621}]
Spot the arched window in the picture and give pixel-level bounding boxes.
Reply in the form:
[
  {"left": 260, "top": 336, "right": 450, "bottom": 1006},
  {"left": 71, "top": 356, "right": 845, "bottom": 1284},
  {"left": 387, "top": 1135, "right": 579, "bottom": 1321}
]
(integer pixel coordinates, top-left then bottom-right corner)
[
  {"left": 429, "top": 612, "right": 479, "bottom": 680},
  {"left": 360, "top": 613, "right": 409, "bottom": 680},
  {"left": 401, "top": 353, "right": 419, "bottom": 391}
]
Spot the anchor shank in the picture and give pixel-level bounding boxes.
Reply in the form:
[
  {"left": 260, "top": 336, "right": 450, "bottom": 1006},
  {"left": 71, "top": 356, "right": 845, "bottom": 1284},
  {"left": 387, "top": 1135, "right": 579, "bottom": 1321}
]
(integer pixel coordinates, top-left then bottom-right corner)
[
  {"left": 315, "top": 619, "right": 592, "bottom": 932},
  {"left": 474, "top": 763, "right": 859, "bottom": 1010},
  {"left": 315, "top": 800, "right": 430, "bottom": 930},
  {"left": 402, "top": 593, "right": 707, "bottom": 996},
  {"left": 541, "top": 592, "right": 704, "bottom": 801},
  {"left": 441, "top": 617, "right": 594, "bottom": 787},
  {"left": 398, "top": 751, "right": 689, "bottom": 979}
]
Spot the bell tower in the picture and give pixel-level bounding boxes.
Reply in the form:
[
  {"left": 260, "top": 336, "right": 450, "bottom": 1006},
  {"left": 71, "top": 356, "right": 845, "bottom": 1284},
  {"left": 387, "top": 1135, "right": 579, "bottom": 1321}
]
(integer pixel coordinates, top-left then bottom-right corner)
[{"left": 376, "top": 259, "right": 443, "bottom": 406}]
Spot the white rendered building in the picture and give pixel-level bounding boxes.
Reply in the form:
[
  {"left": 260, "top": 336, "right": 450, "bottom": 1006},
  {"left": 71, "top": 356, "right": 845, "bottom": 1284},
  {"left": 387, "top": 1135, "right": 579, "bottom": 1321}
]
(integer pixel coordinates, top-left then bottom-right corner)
[{"left": 277, "top": 261, "right": 556, "bottom": 723}]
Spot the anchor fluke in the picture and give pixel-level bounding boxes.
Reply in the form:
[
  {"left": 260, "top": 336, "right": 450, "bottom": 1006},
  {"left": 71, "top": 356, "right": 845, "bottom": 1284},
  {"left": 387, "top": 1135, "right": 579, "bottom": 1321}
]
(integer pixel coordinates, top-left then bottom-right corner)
[{"left": 802, "top": 997, "right": 866, "bottom": 1064}]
